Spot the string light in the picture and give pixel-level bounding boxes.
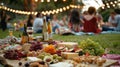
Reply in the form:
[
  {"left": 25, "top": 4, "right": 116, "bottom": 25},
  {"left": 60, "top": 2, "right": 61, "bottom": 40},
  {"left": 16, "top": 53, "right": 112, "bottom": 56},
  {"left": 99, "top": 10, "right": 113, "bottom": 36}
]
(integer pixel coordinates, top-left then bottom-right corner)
[
  {"left": 35, "top": 0, "right": 38, "bottom": 2},
  {"left": 106, "top": 3, "right": 109, "bottom": 5},
  {"left": 102, "top": 6, "right": 104, "bottom": 9},
  {"left": 110, "top": 2, "right": 113, "bottom": 4},
  {"left": 107, "top": 6, "right": 110, "bottom": 8},
  {"left": 113, "top": 4, "right": 115, "bottom": 7},
  {"left": 118, "top": 3, "right": 120, "bottom": 7},
  {"left": 63, "top": 0, "right": 66, "bottom": 2},
  {"left": 66, "top": 6, "right": 70, "bottom": 9},
  {"left": 114, "top": 1, "right": 117, "bottom": 3},
  {"left": 63, "top": 7, "right": 66, "bottom": 11},
  {"left": 47, "top": 0, "right": 50, "bottom": 2},
  {"left": 14, "top": 23, "right": 17, "bottom": 27},
  {"left": 0, "top": 4, "right": 82, "bottom": 15},
  {"left": 41, "top": 0, "right": 44, "bottom": 2},
  {"left": 54, "top": 0, "right": 57, "bottom": 2},
  {"left": 59, "top": 8, "right": 63, "bottom": 12},
  {"left": 57, "top": 9, "right": 59, "bottom": 12}
]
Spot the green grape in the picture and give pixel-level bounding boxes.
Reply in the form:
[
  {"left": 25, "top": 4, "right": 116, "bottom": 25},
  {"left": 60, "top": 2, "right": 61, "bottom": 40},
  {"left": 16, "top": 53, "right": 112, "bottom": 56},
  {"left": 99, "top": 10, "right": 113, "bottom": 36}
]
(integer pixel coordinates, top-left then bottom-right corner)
[
  {"left": 57, "top": 56, "right": 62, "bottom": 61},
  {"left": 38, "top": 55, "right": 44, "bottom": 59},
  {"left": 53, "top": 54, "right": 58, "bottom": 59},
  {"left": 79, "top": 38, "right": 105, "bottom": 56}
]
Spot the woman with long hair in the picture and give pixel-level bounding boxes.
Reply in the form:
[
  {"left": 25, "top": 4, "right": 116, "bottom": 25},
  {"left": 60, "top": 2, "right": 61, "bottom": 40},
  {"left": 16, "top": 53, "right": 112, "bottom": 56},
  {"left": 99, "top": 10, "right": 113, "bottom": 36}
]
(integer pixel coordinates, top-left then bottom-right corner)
[
  {"left": 69, "top": 9, "right": 82, "bottom": 32},
  {"left": 27, "top": 14, "right": 34, "bottom": 27}
]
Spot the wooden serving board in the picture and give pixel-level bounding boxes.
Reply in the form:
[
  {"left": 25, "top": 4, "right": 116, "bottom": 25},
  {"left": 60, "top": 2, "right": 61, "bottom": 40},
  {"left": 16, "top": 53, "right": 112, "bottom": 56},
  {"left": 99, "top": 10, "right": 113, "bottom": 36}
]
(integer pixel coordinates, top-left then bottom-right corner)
[
  {"left": 5, "top": 59, "right": 117, "bottom": 67},
  {"left": 0, "top": 54, "right": 117, "bottom": 67}
]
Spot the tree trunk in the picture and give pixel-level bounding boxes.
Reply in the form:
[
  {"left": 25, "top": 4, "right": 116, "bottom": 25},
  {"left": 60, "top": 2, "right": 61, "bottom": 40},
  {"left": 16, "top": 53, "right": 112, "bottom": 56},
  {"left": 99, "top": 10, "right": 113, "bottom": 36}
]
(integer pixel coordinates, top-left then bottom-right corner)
[{"left": 24, "top": 0, "right": 37, "bottom": 11}]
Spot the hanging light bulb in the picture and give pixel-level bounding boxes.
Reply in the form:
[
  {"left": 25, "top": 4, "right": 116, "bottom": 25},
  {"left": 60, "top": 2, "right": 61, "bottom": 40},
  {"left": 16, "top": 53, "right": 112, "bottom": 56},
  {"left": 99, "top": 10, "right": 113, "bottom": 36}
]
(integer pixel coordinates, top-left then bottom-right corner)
[
  {"left": 110, "top": 2, "right": 113, "bottom": 4},
  {"left": 56, "top": 9, "right": 59, "bottom": 12},
  {"left": 102, "top": 7, "right": 104, "bottom": 9},
  {"left": 118, "top": 3, "right": 120, "bottom": 7},
  {"left": 34, "top": 12, "right": 37, "bottom": 15},
  {"left": 47, "top": 0, "right": 50, "bottom": 2},
  {"left": 54, "top": 0, "right": 57, "bottom": 2},
  {"left": 63, "top": 0, "right": 66, "bottom": 2},
  {"left": 66, "top": 6, "right": 70, "bottom": 9},
  {"left": 4, "top": 7, "right": 7, "bottom": 10},
  {"left": 35, "top": 0, "right": 38, "bottom": 2},
  {"left": 107, "top": 6, "right": 110, "bottom": 8},
  {"left": 59, "top": 8, "right": 63, "bottom": 12},
  {"left": 41, "top": 0, "right": 44, "bottom": 2},
  {"left": 114, "top": 1, "right": 117, "bottom": 3},
  {"left": 63, "top": 7, "right": 66, "bottom": 11},
  {"left": 106, "top": 3, "right": 109, "bottom": 5},
  {"left": 113, "top": 4, "right": 115, "bottom": 7}
]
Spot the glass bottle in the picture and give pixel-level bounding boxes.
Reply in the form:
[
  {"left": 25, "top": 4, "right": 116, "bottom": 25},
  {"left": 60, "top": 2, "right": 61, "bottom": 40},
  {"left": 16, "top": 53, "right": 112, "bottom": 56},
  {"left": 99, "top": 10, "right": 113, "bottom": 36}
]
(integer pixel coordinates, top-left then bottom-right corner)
[
  {"left": 47, "top": 19, "right": 52, "bottom": 40},
  {"left": 21, "top": 24, "right": 29, "bottom": 45},
  {"left": 42, "top": 19, "right": 48, "bottom": 41}
]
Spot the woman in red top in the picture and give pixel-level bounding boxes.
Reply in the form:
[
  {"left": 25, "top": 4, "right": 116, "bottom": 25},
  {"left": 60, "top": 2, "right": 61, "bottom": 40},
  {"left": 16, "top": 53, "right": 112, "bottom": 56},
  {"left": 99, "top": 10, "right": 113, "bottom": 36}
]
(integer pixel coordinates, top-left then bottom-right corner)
[{"left": 83, "top": 7, "right": 101, "bottom": 33}]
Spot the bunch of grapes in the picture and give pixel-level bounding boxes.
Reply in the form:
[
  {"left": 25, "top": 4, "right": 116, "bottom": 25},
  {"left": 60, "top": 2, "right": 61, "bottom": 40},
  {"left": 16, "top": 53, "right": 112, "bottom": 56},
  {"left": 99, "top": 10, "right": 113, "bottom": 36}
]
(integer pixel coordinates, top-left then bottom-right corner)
[
  {"left": 4, "top": 49, "right": 26, "bottom": 60},
  {"left": 48, "top": 40, "right": 57, "bottom": 45},
  {"left": 29, "top": 41, "right": 43, "bottom": 51},
  {"left": 79, "top": 38, "right": 104, "bottom": 56}
]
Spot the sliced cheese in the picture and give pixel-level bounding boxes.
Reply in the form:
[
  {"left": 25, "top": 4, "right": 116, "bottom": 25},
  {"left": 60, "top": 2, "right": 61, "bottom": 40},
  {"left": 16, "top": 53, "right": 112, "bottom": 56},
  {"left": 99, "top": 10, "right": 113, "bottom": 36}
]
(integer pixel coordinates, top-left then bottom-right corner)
[{"left": 61, "top": 52, "right": 79, "bottom": 59}]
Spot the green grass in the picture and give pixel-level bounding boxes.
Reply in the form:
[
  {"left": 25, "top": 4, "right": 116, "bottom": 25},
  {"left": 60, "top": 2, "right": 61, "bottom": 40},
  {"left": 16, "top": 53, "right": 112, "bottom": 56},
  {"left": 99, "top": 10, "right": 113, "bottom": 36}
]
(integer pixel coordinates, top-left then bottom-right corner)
[{"left": 0, "top": 29, "right": 120, "bottom": 54}]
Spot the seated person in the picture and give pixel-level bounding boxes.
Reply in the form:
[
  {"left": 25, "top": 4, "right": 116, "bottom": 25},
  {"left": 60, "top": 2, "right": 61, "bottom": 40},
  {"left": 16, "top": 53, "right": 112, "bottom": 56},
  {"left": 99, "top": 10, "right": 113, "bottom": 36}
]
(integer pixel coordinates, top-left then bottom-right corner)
[
  {"left": 33, "top": 12, "right": 43, "bottom": 33},
  {"left": 51, "top": 14, "right": 60, "bottom": 33},
  {"left": 59, "top": 15, "right": 68, "bottom": 28},
  {"left": 83, "top": 7, "right": 101, "bottom": 33}
]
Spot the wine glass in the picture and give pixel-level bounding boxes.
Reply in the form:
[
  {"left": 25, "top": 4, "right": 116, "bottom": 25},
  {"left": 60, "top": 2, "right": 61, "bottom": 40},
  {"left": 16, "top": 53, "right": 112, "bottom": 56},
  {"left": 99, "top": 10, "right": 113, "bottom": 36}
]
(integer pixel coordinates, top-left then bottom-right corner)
[
  {"left": 9, "top": 28, "right": 14, "bottom": 36},
  {"left": 27, "top": 27, "right": 33, "bottom": 40}
]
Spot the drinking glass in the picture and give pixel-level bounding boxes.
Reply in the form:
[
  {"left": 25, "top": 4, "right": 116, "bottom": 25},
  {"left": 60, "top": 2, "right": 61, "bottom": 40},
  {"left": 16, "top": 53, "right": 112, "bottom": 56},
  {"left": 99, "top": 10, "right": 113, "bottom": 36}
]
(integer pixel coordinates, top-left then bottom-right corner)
[
  {"left": 9, "top": 28, "right": 13, "bottom": 36},
  {"left": 27, "top": 27, "right": 33, "bottom": 40}
]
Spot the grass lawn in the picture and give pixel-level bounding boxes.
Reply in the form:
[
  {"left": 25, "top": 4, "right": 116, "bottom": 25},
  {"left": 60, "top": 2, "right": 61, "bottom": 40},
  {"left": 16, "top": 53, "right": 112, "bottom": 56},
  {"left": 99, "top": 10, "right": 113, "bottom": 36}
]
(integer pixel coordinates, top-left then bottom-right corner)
[{"left": 0, "top": 29, "right": 120, "bottom": 54}]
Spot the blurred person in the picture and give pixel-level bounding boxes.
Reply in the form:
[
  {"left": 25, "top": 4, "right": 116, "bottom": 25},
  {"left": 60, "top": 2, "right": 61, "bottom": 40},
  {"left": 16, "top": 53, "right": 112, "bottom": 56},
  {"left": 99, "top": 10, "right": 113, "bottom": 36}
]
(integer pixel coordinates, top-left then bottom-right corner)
[
  {"left": 102, "top": 10, "right": 120, "bottom": 31},
  {"left": 114, "top": 9, "right": 120, "bottom": 31},
  {"left": 19, "top": 20, "right": 25, "bottom": 31},
  {"left": 0, "top": 10, "right": 9, "bottom": 31},
  {"left": 108, "top": 12, "right": 116, "bottom": 27},
  {"left": 27, "top": 14, "right": 34, "bottom": 27},
  {"left": 59, "top": 15, "right": 68, "bottom": 28},
  {"left": 51, "top": 14, "right": 60, "bottom": 33},
  {"left": 33, "top": 12, "right": 43, "bottom": 33},
  {"left": 83, "top": 7, "right": 101, "bottom": 33},
  {"left": 7, "top": 22, "right": 13, "bottom": 29},
  {"left": 102, "top": 12, "right": 116, "bottom": 31},
  {"left": 69, "top": 9, "right": 82, "bottom": 32},
  {"left": 96, "top": 12, "right": 104, "bottom": 30},
  {"left": 80, "top": 11, "right": 88, "bottom": 19}
]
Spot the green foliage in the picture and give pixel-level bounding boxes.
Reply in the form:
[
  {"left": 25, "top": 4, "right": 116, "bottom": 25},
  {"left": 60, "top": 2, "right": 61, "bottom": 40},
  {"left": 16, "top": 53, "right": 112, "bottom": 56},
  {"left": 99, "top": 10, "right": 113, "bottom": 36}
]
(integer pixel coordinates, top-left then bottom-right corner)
[
  {"left": 36, "top": 0, "right": 72, "bottom": 11},
  {"left": 100, "top": 9, "right": 114, "bottom": 22},
  {"left": 36, "top": 2, "right": 56, "bottom": 11},
  {"left": 79, "top": 38, "right": 105, "bottom": 56}
]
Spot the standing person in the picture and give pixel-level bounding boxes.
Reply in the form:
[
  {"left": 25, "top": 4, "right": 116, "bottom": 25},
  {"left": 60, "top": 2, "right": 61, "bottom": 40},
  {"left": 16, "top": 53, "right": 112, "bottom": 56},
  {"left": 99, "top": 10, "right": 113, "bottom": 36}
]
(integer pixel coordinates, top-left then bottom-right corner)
[
  {"left": 69, "top": 9, "right": 81, "bottom": 32},
  {"left": 114, "top": 9, "right": 120, "bottom": 31},
  {"left": 33, "top": 12, "right": 43, "bottom": 33},
  {"left": 83, "top": 7, "right": 101, "bottom": 33},
  {"left": 0, "top": 10, "right": 8, "bottom": 31},
  {"left": 27, "top": 14, "right": 34, "bottom": 27}
]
